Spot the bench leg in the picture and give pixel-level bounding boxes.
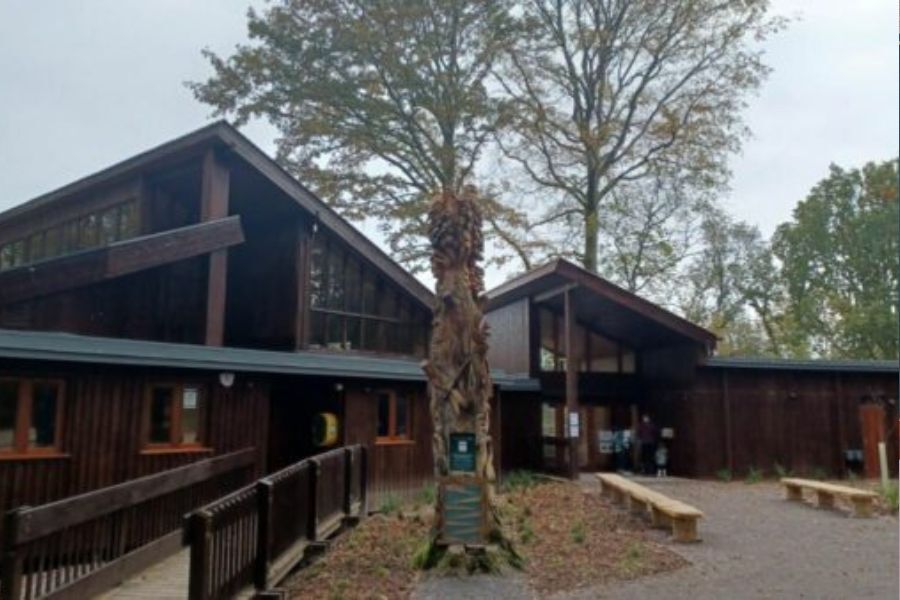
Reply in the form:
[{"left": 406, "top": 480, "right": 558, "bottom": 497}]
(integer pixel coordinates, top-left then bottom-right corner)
[
  {"left": 816, "top": 491, "right": 835, "bottom": 510},
  {"left": 650, "top": 506, "right": 670, "bottom": 529},
  {"left": 628, "top": 496, "right": 646, "bottom": 517},
  {"left": 612, "top": 489, "right": 625, "bottom": 505},
  {"left": 850, "top": 497, "right": 874, "bottom": 518},
  {"left": 785, "top": 484, "right": 803, "bottom": 501},
  {"left": 671, "top": 516, "right": 699, "bottom": 543}
]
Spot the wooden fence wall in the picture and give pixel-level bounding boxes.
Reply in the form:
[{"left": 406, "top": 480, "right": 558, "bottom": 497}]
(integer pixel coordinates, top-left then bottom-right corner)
[
  {"left": 0, "top": 362, "right": 270, "bottom": 540},
  {"left": 656, "top": 367, "right": 899, "bottom": 478}
]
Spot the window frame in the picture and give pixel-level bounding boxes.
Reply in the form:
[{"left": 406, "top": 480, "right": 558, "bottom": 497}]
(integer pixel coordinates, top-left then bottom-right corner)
[
  {"left": 375, "top": 389, "right": 413, "bottom": 445},
  {"left": 141, "top": 382, "right": 211, "bottom": 453},
  {"left": 0, "top": 377, "right": 66, "bottom": 458}
]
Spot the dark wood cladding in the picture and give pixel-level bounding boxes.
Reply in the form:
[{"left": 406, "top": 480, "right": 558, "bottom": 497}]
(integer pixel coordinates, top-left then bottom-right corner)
[
  {"left": 0, "top": 217, "right": 244, "bottom": 306},
  {"left": 485, "top": 298, "right": 530, "bottom": 375},
  {"left": 661, "top": 367, "right": 899, "bottom": 477},
  {"left": 0, "top": 363, "right": 269, "bottom": 538}
]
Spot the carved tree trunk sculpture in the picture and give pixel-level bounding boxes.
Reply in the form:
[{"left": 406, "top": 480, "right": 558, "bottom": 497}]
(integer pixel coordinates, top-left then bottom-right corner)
[{"left": 422, "top": 185, "right": 501, "bottom": 544}]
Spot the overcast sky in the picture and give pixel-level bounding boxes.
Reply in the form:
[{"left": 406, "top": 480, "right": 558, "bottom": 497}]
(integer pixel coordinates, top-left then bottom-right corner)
[{"left": 0, "top": 1, "right": 897, "bottom": 288}]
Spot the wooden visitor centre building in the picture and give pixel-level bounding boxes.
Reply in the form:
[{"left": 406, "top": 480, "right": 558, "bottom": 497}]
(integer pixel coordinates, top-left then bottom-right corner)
[{"left": 0, "top": 122, "right": 896, "bottom": 530}]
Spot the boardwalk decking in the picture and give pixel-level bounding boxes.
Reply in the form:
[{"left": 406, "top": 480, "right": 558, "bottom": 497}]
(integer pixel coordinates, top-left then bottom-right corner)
[{"left": 98, "top": 549, "right": 188, "bottom": 600}]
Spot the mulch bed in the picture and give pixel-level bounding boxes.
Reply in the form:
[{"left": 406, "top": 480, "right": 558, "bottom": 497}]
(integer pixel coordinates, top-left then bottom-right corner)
[
  {"left": 285, "top": 512, "right": 428, "bottom": 599},
  {"left": 284, "top": 480, "right": 688, "bottom": 599},
  {"left": 502, "top": 480, "right": 688, "bottom": 596}
]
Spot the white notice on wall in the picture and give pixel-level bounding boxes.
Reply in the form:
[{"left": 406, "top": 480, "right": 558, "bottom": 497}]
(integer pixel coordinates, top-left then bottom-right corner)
[
  {"left": 568, "top": 411, "right": 580, "bottom": 438},
  {"left": 183, "top": 387, "right": 198, "bottom": 410}
]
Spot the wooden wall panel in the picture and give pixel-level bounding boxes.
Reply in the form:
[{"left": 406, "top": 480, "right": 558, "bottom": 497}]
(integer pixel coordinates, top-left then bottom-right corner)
[
  {"left": 0, "top": 362, "right": 269, "bottom": 537},
  {"left": 681, "top": 367, "right": 898, "bottom": 478},
  {"left": 485, "top": 299, "right": 531, "bottom": 375},
  {"left": 343, "top": 383, "right": 433, "bottom": 506}
]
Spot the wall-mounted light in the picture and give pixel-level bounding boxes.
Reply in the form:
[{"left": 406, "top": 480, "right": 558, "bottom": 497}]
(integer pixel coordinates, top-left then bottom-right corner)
[
  {"left": 334, "top": 382, "right": 344, "bottom": 392},
  {"left": 219, "top": 372, "right": 235, "bottom": 388}
]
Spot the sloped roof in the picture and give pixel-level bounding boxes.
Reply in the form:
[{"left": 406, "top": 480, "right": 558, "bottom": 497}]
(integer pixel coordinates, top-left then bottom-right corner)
[
  {"left": 486, "top": 258, "right": 717, "bottom": 348},
  {"left": 0, "top": 121, "right": 433, "bottom": 309},
  {"left": 0, "top": 329, "right": 539, "bottom": 392},
  {"left": 704, "top": 356, "right": 899, "bottom": 374}
]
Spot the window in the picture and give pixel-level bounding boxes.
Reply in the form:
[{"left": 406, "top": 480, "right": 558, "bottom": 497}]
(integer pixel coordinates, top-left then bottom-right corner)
[
  {"left": 376, "top": 390, "right": 411, "bottom": 443},
  {"left": 0, "top": 378, "right": 64, "bottom": 456},
  {"left": 0, "top": 198, "right": 141, "bottom": 272},
  {"left": 307, "top": 235, "right": 429, "bottom": 356},
  {"left": 144, "top": 383, "right": 208, "bottom": 449}
]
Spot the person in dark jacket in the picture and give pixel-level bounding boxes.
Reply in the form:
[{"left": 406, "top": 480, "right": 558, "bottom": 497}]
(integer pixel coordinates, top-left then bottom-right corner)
[{"left": 637, "top": 414, "right": 658, "bottom": 475}]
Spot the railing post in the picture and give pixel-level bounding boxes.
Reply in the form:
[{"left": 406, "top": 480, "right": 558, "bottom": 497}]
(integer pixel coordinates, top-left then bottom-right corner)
[
  {"left": 342, "top": 447, "right": 353, "bottom": 516},
  {"left": 359, "top": 445, "right": 368, "bottom": 517},
  {"left": 307, "top": 459, "right": 320, "bottom": 541},
  {"left": 187, "top": 510, "right": 213, "bottom": 600},
  {"left": 1, "top": 508, "right": 26, "bottom": 600},
  {"left": 254, "top": 479, "right": 274, "bottom": 590}
]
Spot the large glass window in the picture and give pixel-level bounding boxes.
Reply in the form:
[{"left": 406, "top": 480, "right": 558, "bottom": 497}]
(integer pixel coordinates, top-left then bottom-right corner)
[
  {"left": 537, "top": 307, "right": 636, "bottom": 374},
  {"left": 0, "top": 379, "right": 63, "bottom": 455},
  {"left": 0, "top": 198, "right": 141, "bottom": 272},
  {"left": 308, "top": 235, "right": 429, "bottom": 356}
]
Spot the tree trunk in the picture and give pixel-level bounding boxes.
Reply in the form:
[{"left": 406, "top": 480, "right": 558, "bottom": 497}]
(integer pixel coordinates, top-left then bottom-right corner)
[
  {"left": 423, "top": 185, "right": 503, "bottom": 547},
  {"left": 583, "top": 208, "right": 599, "bottom": 272}
]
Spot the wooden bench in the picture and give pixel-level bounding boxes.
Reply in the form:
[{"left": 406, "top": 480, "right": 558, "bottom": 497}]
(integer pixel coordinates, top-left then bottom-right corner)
[
  {"left": 780, "top": 478, "right": 878, "bottom": 518},
  {"left": 597, "top": 473, "right": 704, "bottom": 542}
]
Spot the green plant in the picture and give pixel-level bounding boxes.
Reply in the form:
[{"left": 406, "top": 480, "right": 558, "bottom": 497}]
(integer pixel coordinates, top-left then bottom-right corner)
[
  {"left": 520, "top": 521, "right": 535, "bottom": 544},
  {"left": 745, "top": 466, "right": 764, "bottom": 484},
  {"left": 716, "top": 468, "right": 733, "bottom": 482},
  {"left": 570, "top": 521, "right": 586, "bottom": 544},
  {"left": 773, "top": 462, "right": 791, "bottom": 479},
  {"left": 414, "top": 483, "right": 436, "bottom": 506},
  {"left": 810, "top": 466, "right": 828, "bottom": 481},
  {"left": 879, "top": 482, "right": 899, "bottom": 512},
  {"left": 502, "top": 470, "right": 539, "bottom": 492},
  {"left": 378, "top": 493, "right": 400, "bottom": 515},
  {"left": 847, "top": 470, "right": 859, "bottom": 481}
]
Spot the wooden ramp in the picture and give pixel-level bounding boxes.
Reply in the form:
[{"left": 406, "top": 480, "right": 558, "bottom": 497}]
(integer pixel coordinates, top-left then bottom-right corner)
[{"left": 96, "top": 549, "right": 189, "bottom": 600}]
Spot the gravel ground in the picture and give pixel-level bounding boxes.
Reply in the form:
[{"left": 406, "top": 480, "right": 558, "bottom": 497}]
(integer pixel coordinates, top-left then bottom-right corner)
[
  {"left": 412, "top": 573, "right": 536, "bottom": 600},
  {"left": 560, "top": 477, "right": 898, "bottom": 600}
]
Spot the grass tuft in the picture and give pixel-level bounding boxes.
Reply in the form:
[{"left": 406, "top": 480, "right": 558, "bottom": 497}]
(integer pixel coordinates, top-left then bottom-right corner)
[
  {"left": 715, "top": 468, "right": 733, "bottom": 482},
  {"left": 744, "top": 466, "right": 764, "bottom": 484},
  {"left": 878, "top": 481, "right": 899, "bottom": 512},
  {"left": 378, "top": 493, "right": 400, "bottom": 515},
  {"left": 502, "top": 470, "right": 540, "bottom": 492},
  {"left": 773, "top": 462, "right": 791, "bottom": 479}
]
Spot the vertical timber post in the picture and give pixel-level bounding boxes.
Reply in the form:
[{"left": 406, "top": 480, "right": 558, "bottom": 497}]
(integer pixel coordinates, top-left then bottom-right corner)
[
  {"left": 200, "top": 149, "right": 230, "bottom": 346},
  {"left": 564, "top": 288, "right": 579, "bottom": 479},
  {"left": 254, "top": 479, "right": 274, "bottom": 590}
]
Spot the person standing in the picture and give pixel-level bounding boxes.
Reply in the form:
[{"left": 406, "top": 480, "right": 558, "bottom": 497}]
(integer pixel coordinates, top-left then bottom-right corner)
[{"left": 637, "top": 414, "right": 658, "bottom": 475}]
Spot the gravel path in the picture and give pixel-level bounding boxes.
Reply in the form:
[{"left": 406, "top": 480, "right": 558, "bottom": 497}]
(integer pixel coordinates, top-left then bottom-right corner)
[
  {"left": 561, "top": 477, "right": 898, "bottom": 600},
  {"left": 412, "top": 572, "right": 536, "bottom": 600}
]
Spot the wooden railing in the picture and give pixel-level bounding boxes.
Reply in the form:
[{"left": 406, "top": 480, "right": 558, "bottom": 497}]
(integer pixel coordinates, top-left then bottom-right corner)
[
  {"left": 0, "top": 449, "right": 256, "bottom": 600},
  {"left": 185, "top": 445, "right": 367, "bottom": 600}
]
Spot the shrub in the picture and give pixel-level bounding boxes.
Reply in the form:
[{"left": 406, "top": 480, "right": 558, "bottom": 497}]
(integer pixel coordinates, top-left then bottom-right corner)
[
  {"left": 745, "top": 466, "right": 764, "bottom": 484},
  {"left": 379, "top": 493, "right": 400, "bottom": 515},
  {"left": 414, "top": 483, "right": 436, "bottom": 506},
  {"left": 773, "top": 462, "right": 791, "bottom": 479},
  {"left": 810, "top": 466, "right": 829, "bottom": 481},
  {"left": 716, "top": 468, "right": 733, "bottom": 482},
  {"left": 503, "top": 470, "right": 539, "bottom": 492},
  {"left": 879, "top": 482, "right": 899, "bottom": 512},
  {"left": 570, "top": 521, "right": 586, "bottom": 544}
]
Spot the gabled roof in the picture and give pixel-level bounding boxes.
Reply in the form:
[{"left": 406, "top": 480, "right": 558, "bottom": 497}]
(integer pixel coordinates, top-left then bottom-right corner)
[
  {"left": 0, "top": 329, "right": 539, "bottom": 392},
  {"left": 704, "top": 356, "right": 899, "bottom": 374},
  {"left": 486, "top": 258, "right": 717, "bottom": 348},
  {"left": 0, "top": 121, "right": 433, "bottom": 309}
]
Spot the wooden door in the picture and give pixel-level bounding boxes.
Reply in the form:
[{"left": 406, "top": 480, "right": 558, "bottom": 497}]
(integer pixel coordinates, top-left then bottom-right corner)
[{"left": 859, "top": 403, "right": 886, "bottom": 479}]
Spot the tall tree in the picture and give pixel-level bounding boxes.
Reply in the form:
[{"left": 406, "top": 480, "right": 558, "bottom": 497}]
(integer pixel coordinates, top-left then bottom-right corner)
[
  {"left": 597, "top": 168, "right": 709, "bottom": 298},
  {"left": 190, "top": 0, "right": 528, "bottom": 272},
  {"left": 773, "top": 159, "right": 899, "bottom": 359},
  {"left": 496, "top": 0, "right": 783, "bottom": 272}
]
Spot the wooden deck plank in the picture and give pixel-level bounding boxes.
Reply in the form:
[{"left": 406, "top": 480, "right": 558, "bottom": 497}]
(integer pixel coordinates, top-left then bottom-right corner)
[{"left": 97, "top": 548, "right": 189, "bottom": 600}]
